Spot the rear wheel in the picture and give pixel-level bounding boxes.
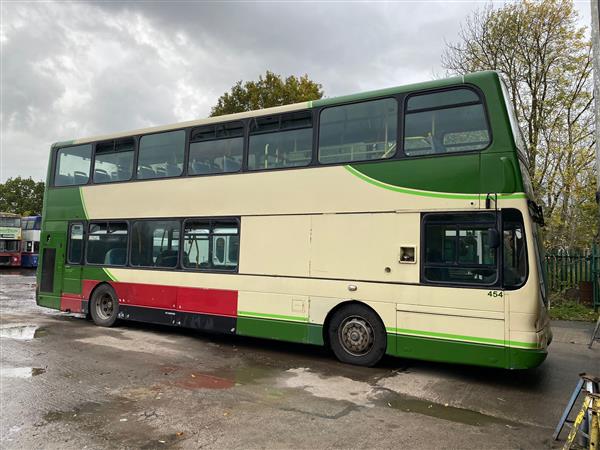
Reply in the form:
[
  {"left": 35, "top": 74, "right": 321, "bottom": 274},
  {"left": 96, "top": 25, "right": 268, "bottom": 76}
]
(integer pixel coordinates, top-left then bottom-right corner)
[
  {"left": 90, "top": 284, "right": 119, "bottom": 327},
  {"left": 328, "top": 304, "right": 386, "bottom": 367}
]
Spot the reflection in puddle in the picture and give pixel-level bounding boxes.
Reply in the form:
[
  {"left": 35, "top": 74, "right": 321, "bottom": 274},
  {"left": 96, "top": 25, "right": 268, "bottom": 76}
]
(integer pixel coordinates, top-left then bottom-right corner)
[
  {"left": 1, "top": 367, "right": 46, "bottom": 378},
  {"left": 382, "top": 394, "right": 511, "bottom": 426},
  {"left": 0, "top": 325, "right": 46, "bottom": 340}
]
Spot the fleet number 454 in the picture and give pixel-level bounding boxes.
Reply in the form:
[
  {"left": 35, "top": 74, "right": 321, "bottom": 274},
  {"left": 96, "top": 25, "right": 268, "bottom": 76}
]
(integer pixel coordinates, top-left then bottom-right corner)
[{"left": 487, "top": 291, "right": 503, "bottom": 298}]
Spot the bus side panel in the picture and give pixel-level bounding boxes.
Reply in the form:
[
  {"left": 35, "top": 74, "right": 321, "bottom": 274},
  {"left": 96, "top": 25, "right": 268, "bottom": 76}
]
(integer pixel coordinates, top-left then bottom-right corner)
[
  {"left": 389, "top": 334, "right": 508, "bottom": 368},
  {"left": 236, "top": 292, "right": 311, "bottom": 343},
  {"left": 37, "top": 220, "right": 69, "bottom": 310},
  {"left": 392, "top": 309, "right": 508, "bottom": 368}
]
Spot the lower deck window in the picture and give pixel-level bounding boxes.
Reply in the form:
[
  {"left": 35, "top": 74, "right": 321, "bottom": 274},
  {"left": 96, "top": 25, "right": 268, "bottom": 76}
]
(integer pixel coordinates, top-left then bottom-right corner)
[
  {"left": 183, "top": 219, "right": 239, "bottom": 271},
  {"left": 422, "top": 213, "right": 498, "bottom": 285},
  {"left": 86, "top": 222, "right": 128, "bottom": 266},
  {"left": 131, "top": 220, "right": 180, "bottom": 268}
]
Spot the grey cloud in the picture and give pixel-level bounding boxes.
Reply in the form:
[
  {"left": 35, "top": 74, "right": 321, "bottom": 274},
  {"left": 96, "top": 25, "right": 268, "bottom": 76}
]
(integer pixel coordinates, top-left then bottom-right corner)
[{"left": 1, "top": 1, "right": 591, "bottom": 182}]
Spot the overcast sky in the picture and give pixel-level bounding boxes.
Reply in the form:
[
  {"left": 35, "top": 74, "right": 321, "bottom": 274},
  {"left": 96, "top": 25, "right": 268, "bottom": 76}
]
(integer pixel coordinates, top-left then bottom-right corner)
[{"left": 0, "top": 1, "right": 593, "bottom": 182}]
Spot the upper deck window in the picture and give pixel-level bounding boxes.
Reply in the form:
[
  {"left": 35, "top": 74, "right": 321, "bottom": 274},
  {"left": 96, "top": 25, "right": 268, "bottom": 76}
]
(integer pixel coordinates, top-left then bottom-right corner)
[
  {"left": 248, "top": 112, "right": 312, "bottom": 170},
  {"left": 189, "top": 122, "right": 243, "bottom": 175},
  {"left": 54, "top": 144, "right": 92, "bottom": 186},
  {"left": 93, "top": 138, "right": 135, "bottom": 183},
  {"left": 137, "top": 130, "right": 185, "bottom": 180},
  {"left": 404, "top": 88, "right": 490, "bottom": 156},
  {"left": 318, "top": 98, "right": 397, "bottom": 164}
]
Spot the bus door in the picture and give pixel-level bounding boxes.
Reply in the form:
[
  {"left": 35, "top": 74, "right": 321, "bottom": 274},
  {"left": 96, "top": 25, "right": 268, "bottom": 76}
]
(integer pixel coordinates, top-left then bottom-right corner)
[
  {"left": 399, "top": 211, "right": 507, "bottom": 364},
  {"left": 61, "top": 222, "right": 86, "bottom": 312}
]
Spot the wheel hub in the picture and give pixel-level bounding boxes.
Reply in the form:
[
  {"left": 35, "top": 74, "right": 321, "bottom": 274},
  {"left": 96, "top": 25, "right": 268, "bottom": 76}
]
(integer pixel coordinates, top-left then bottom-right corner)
[
  {"left": 338, "top": 316, "right": 374, "bottom": 356},
  {"left": 96, "top": 294, "right": 114, "bottom": 320}
]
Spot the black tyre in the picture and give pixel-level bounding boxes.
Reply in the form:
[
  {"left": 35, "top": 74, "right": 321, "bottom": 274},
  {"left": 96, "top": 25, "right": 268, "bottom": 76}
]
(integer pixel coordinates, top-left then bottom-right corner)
[
  {"left": 90, "top": 284, "right": 119, "bottom": 327},
  {"left": 328, "top": 303, "right": 386, "bottom": 367}
]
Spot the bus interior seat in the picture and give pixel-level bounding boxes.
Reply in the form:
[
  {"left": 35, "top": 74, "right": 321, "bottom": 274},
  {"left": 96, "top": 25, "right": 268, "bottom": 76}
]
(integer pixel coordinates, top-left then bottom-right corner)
[
  {"left": 55, "top": 174, "right": 73, "bottom": 185},
  {"left": 165, "top": 163, "right": 180, "bottom": 177},
  {"left": 138, "top": 166, "right": 156, "bottom": 179},
  {"left": 73, "top": 171, "right": 88, "bottom": 184},
  {"left": 223, "top": 157, "right": 240, "bottom": 172},
  {"left": 94, "top": 169, "right": 111, "bottom": 183},
  {"left": 155, "top": 249, "right": 178, "bottom": 267},
  {"left": 155, "top": 166, "right": 167, "bottom": 178},
  {"left": 192, "top": 161, "right": 211, "bottom": 174},
  {"left": 104, "top": 248, "right": 127, "bottom": 266}
]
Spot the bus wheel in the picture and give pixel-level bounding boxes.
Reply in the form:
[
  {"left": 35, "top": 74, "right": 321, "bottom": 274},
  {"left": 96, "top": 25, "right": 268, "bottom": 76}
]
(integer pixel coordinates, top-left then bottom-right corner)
[
  {"left": 328, "top": 304, "right": 386, "bottom": 367},
  {"left": 90, "top": 284, "right": 119, "bottom": 327}
]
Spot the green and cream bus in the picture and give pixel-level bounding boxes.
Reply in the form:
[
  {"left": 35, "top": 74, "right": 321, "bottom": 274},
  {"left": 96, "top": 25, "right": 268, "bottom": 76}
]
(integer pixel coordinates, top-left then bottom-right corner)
[{"left": 36, "top": 70, "right": 551, "bottom": 369}]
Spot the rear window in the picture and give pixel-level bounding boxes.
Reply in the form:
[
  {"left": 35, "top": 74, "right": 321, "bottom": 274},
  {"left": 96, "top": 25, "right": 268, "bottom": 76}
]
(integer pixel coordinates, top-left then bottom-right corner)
[{"left": 54, "top": 144, "right": 92, "bottom": 186}]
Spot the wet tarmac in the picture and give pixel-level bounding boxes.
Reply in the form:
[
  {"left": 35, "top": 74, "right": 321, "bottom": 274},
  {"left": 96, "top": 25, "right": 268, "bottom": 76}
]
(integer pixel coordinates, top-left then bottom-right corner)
[{"left": 1, "top": 268, "right": 598, "bottom": 449}]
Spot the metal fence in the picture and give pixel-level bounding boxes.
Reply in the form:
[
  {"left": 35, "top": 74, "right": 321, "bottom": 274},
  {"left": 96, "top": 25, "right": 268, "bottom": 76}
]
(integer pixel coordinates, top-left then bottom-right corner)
[{"left": 544, "top": 245, "right": 600, "bottom": 308}]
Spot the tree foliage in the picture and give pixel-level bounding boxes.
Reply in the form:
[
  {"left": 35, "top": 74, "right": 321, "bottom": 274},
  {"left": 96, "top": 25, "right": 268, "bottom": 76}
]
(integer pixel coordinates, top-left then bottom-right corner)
[
  {"left": 0, "top": 177, "right": 45, "bottom": 216},
  {"left": 210, "top": 71, "right": 324, "bottom": 117},
  {"left": 442, "top": 0, "right": 595, "bottom": 250}
]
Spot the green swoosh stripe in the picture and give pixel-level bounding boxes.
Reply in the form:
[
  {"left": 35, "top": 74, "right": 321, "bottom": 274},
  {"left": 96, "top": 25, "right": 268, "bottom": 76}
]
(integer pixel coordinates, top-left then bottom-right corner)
[
  {"left": 386, "top": 327, "right": 539, "bottom": 349},
  {"left": 345, "top": 165, "right": 527, "bottom": 200},
  {"left": 238, "top": 311, "right": 309, "bottom": 322}
]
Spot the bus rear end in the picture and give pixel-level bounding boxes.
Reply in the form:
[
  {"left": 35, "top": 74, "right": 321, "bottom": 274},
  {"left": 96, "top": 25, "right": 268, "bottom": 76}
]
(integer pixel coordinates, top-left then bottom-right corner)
[
  {"left": 21, "top": 216, "right": 41, "bottom": 268},
  {"left": 0, "top": 213, "right": 22, "bottom": 267}
]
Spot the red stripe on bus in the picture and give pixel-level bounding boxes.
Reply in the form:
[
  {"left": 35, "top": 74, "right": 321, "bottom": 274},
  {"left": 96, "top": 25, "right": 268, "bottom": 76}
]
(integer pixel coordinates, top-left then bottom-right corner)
[
  {"left": 60, "top": 293, "right": 83, "bottom": 313},
  {"left": 177, "top": 286, "right": 237, "bottom": 317},
  {"left": 82, "top": 280, "right": 238, "bottom": 317}
]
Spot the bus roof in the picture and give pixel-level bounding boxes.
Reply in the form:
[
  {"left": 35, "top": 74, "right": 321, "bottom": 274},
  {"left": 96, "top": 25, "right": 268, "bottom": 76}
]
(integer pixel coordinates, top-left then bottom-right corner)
[{"left": 51, "top": 71, "right": 500, "bottom": 148}]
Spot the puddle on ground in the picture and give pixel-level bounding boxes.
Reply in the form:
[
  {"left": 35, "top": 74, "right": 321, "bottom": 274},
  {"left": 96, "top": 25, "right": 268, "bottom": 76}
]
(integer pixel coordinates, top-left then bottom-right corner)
[
  {"left": 160, "top": 363, "right": 274, "bottom": 391},
  {"left": 0, "top": 325, "right": 47, "bottom": 340},
  {"left": 1, "top": 367, "right": 46, "bottom": 378},
  {"left": 380, "top": 392, "right": 514, "bottom": 427},
  {"left": 281, "top": 367, "right": 516, "bottom": 427},
  {"left": 174, "top": 372, "right": 235, "bottom": 390}
]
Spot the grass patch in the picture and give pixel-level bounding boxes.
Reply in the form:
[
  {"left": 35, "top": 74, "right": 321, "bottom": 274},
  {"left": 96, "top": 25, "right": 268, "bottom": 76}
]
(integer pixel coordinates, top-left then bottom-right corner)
[{"left": 549, "top": 297, "right": 599, "bottom": 322}]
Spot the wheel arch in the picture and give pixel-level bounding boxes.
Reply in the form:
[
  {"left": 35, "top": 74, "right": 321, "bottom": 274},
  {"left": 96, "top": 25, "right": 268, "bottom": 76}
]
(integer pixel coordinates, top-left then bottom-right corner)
[
  {"left": 86, "top": 281, "right": 116, "bottom": 318},
  {"left": 321, "top": 300, "right": 386, "bottom": 349}
]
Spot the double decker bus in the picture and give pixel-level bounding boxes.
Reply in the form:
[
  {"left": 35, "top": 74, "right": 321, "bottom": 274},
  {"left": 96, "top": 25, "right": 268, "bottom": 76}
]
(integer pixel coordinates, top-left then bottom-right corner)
[
  {"left": 21, "top": 215, "right": 41, "bottom": 268},
  {"left": 36, "top": 71, "right": 551, "bottom": 369},
  {"left": 0, "top": 213, "right": 22, "bottom": 267}
]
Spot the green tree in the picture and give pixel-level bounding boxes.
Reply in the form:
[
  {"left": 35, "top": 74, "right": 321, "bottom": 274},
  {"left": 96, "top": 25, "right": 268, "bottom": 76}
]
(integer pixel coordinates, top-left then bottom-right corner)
[
  {"left": 0, "top": 177, "right": 45, "bottom": 216},
  {"left": 442, "top": 0, "right": 595, "bottom": 251},
  {"left": 210, "top": 71, "right": 324, "bottom": 117}
]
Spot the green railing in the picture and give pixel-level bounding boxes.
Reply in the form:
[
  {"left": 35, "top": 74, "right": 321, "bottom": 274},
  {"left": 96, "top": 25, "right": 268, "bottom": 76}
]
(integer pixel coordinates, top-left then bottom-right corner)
[{"left": 544, "top": 245, "right": 600, "bottom": 308}]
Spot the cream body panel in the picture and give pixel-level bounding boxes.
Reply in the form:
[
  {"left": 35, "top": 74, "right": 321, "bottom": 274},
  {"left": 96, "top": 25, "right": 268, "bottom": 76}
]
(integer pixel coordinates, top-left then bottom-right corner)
[
  {"left": 239, "top": 216, "right": 311, "bottom": 277},
  {"left": 308, "top": 297, "right": 396, "bottom": 330},
  {"left": 310, "top": 213, "right": 419, "bottom": 283},
  {"left": 238, "top": 292, "right": 308, "bottom": 321},
  {"left": 399, "top": 285, "right": 505, "bottom": 313},
  {"left": 396, "top": 311, "right": 505, "bottom": 343},
  {"left": 81, "top": 166, "right": 480, "bottom": 219}
]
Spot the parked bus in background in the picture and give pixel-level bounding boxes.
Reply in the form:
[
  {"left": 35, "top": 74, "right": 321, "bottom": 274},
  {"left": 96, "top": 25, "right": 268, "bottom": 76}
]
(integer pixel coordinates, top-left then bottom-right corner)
[
  {"left": 0, "top": 213, "right": 22, "bottom": 267},
  {"left": 36, "top": 71, "right": 551, "bottom": 369},
  {"left": 21, "top": 215, "right": 42, "bottom": 268}
]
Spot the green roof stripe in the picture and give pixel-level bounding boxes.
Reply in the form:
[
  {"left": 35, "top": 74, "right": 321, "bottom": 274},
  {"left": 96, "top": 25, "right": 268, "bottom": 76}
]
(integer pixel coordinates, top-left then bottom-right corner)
[
  {"left": 345, "top": 165, "right": 526, "bottom": 200},
  {"left": 386, "top": 327, "right": 539, "bottom": 349},
  {"left": 238, "top": 311, "right": 308, "bottom": 322}
]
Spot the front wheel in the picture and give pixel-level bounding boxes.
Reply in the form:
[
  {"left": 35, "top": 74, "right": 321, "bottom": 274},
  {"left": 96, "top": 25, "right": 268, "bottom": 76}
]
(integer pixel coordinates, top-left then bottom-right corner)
[
  {"left": 328, "top": 304, "right": 387, "bottom": 367},
  {"left": 90, "top": 284, "right": 119, "bottom": 327}
]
